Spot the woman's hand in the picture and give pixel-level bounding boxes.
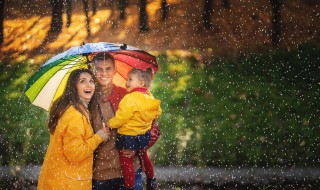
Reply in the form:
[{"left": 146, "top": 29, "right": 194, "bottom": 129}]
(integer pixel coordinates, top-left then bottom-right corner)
[
  {"left": 97, "top": 127, "right": 110, "bottom": 141},
  {"left": 122, "top": 149, "right": 136, "bottom": 157}
]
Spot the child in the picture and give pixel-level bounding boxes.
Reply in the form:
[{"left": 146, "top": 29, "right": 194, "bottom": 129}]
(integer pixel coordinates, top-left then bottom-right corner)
[{"left": 107, "top": 68, "right": 161, "bottom": 190}]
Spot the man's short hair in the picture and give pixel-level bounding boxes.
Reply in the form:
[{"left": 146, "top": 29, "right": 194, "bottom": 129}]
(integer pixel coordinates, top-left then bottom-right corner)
[{"left": 92, "top": 52, "right": 115, "bottom": 67}]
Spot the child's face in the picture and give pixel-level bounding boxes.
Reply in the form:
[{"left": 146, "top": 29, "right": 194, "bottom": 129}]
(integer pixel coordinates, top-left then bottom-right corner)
[{"left": 125, "top": 74, "right": 144, "bottom": 92}]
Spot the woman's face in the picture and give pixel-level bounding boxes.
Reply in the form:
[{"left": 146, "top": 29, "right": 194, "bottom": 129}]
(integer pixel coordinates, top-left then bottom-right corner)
[
  {"left": 76, "top": 72, "right": 95, "bottom": 103},
  {"left": 125, "top": 73, "right": 144, "bottom": 92}
]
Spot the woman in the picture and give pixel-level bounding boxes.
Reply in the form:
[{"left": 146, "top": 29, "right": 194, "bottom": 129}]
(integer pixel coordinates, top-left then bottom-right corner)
[{"left": 38, "top": 69, "right": 110, "bottom": 190}]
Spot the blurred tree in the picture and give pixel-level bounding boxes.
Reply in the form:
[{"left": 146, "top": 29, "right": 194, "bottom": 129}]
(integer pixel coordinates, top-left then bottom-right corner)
[
  {"left": 119, "top": 0, "right": 128, "bottom": 20},
  {"left": 270, "top": 0, "right": 281, "bottom": 46},
  {"left": 65, "top": 0, "right": 72, "bottom": 27},
  {"left": 0, "top": 130, "right": 9, "bottom": 165},
  {"left": 0, "top": 62, "right": 49, "bottom": 167},
  {"left": 161, "top": 0, "right": 168, "bottom": 20},
  {"left": 222, "top": 0, "right": 230, "bottom": 9},
  {"left": 203, "top": 0, "right": 213, "bottom": 29},
  {"left": 105, "top": 1, "right": 116, "bottom": 28},
  {"left": 82, "top": 0, "right": 91, "bottom": 35},
  {"left": 139, "top": 0, "right": 149, "bottom": 32},
  {"left": 152, "top": 44, "right": 320, "bottom": 167},
  {"left": 49, "top": 0, "right": 64, "bottom": 32},
  {"left": 92, "top": 0, "right": 97, "bottom": 15},
  {"left": 0, "top": 0, "right": 4, "bottom": 44}
]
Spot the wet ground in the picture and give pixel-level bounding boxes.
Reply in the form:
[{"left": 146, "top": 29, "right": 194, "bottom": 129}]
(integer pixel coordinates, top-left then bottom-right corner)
[{"left": 1, "top": 166, "right": 320, "bottom": 189}]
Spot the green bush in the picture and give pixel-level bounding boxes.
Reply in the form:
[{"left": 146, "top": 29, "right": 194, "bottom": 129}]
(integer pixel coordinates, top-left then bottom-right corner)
[
  {"left": 0, "top": 43, "right": 319, "bottom": 167},
  {"left": 0, "top": 62, "right": 48, "bottom": 166},
  {"left": 151, "top": 43, "right": 320, "bottom": 167}
]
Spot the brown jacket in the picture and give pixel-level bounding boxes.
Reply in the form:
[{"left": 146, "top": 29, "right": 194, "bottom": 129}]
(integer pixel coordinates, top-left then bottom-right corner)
[{"left": 91, "top": 85, "right": 140, "bottom": 180}]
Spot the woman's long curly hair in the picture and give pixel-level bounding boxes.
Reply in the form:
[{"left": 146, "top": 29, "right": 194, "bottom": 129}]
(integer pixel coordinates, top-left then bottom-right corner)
[{"left": 48, "top": 68, "right": 97, "bottom": 134}]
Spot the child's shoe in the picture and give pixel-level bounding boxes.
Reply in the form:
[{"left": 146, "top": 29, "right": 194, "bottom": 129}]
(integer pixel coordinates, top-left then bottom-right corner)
[{"left": 146, "top": 178, "right": 158, "bottom": 190}]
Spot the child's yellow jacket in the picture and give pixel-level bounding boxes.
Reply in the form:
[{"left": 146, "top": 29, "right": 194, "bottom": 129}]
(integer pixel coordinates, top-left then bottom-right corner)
[
  {"left": 38, "top": 106, "right": 103, "bottom": 190},
  {"left": 109, "top": 91, "right": 161, "bottom": 136}
]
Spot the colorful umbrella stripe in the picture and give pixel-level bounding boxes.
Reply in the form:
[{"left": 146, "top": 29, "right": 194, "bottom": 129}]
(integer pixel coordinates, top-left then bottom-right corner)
[{"left": 25, "top": 42, "right": 158, "bottom": 111}]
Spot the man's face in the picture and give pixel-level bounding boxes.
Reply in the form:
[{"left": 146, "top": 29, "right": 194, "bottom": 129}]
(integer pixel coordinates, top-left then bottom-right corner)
[{"left": 93, "top": 59, "right": 116, "bottom": 88}]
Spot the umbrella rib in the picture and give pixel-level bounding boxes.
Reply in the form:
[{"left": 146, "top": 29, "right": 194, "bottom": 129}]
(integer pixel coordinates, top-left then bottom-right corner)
[
  {"left": 112, "top": 51, "right": 157, "bottom": 68},
  {"left": 54, "top": 56, "right": 86, "bottom": 71},
  {"left": 59, "top": 63, "right": 82, "bottom": 70},
  {"left": 117, "top": 68, "right": 127, "bottom": 82},
  {"left": 30, "top": 57, "right": 84, "bottom": 108},
  {"left": 26, "top": 43, "right": 159, "bottom": 111},
  {"left": 48, "top": 59, "right": 85, "bottom": 109}
]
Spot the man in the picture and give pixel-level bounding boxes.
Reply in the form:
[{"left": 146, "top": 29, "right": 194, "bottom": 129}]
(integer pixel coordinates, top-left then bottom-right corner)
[{"left": 90, "top": 52, "right": 143, "bottom": 190}]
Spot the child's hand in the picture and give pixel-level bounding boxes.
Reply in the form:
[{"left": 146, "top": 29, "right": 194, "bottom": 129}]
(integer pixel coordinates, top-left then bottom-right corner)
[
  {"left": 122, "top": 149, "right": 136, "bottom": 157},
  {"left": 102, "top": 127, "right": 110, "bottom": 134},
  {"left": 106, "top": 122, "right": 111, "bottom": 129}
]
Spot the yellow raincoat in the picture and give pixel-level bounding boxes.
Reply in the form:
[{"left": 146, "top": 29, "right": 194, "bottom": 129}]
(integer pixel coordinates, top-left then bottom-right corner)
[
  {"left": 109, "top": 91, "right": 161, "bottom": 136},
  {"left": 38, "top": 106, "right": 103, "bottom": 190}
]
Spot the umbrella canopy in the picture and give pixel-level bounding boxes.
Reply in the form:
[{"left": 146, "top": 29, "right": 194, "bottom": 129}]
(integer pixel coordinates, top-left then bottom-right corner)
[{"left": 25, "top": 42, "right": 158, "bottom": 111}]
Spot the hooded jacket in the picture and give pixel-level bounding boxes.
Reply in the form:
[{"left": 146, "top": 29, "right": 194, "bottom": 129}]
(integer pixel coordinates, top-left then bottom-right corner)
[
  {"left": 38, "top": 106, "right": 103, "bottom": 190},
  {"left": 109, "top": 91, "right": 161, "bottom": 136}
]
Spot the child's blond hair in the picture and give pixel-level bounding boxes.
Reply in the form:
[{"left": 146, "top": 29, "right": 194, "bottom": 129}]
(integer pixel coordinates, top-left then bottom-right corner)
[{"left": 128, "top": 68, "right": 154, "bottom": 89}]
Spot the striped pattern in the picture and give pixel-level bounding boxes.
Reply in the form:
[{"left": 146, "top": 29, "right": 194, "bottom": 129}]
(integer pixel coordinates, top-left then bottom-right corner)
[{"left": 25, "top": 42, "right": 158, "bottom": 111}]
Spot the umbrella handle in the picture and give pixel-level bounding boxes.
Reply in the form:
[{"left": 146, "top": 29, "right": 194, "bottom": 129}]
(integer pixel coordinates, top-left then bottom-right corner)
[{"left": 81, "top": 42, "right": 92, "bottom": 70}]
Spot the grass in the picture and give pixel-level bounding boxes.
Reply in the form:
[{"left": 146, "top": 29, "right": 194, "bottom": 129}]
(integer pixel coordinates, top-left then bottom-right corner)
[
  {"left": 151, "top": 43, "right": 320, "bottom": 167},
  {"left": 0, "top": 61, "right": 48, "bottom": 166},
  {"left": 0, "top": 43, "right": 319, "bottom": 167}
]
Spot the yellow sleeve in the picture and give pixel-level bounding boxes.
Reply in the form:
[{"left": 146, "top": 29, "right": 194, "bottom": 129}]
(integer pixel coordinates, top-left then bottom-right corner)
[
  {"left": 62, "top": 114, "right": 103, "bottom": 163},
  {"left": 109, "top": 94, "right": 134, "bottom": 129},
  {"left": 156, "top": 105, "right": 162, "bottom": 119}
]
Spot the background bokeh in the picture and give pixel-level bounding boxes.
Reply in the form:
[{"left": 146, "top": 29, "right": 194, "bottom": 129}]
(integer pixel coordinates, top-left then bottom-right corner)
[{"left": 0, "top": 0, "right": 319, "bottom": 189}]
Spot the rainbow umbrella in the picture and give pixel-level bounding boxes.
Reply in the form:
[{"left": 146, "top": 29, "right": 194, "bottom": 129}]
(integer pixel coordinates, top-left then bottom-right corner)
[{"left": 25, "top": 42, "right": 158, "bottom": 111}]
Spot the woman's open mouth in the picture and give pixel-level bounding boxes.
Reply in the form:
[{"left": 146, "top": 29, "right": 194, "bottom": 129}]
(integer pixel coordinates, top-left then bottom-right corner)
[{"left": 84, "top": 89, "right": 92, "bottom": 94}]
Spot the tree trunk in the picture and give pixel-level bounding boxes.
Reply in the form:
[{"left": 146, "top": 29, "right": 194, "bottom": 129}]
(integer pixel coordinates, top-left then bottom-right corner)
[
  {"left": 119, "top": 0, "right": 127, "bottom": 20},
  {"left": 203, "top": 0, "right": 213, "bottom": 29},
  {"left": 139, "top": 0, "right": 149, "bottom": 32},
  {"left": 92, "top": 0, "right": 97, "bottom": 15},
  {"left": 0, "top": 0, "right": 4, "bottom": 44},
  {"left": 66, "top": 0, "right": 72, "bottom": 27},
  {"left": 82, "top": 0, "right": 91, "bottom": 35},
  {"left": 270, "top": 0, "right": 281, "bottom": 46},
  {"left": 49, "top": 0, "right": 64, "bottom": 32},
  {"left": 161, "top": 0, "right": 168, "bottom": 21},
  {"left": 222, "top": 0, "right": 230, "bottom": 9}
]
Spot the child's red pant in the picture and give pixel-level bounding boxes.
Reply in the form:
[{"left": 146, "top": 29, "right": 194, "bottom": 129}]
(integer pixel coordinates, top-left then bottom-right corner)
[{"left": 119, "top": 149, "right": 154, "bottom": 188}]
